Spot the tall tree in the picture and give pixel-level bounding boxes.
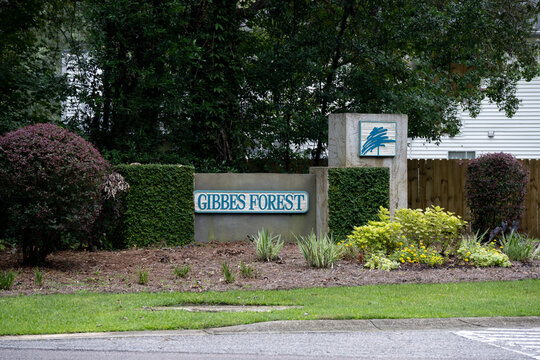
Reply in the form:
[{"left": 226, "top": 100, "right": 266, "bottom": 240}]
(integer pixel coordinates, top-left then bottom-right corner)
[
  {"left": 0, "top": 0, "right": 69, "bottom": 134},
  {"left": 242, "top": 0, "right": 540, "bottom": 165}
]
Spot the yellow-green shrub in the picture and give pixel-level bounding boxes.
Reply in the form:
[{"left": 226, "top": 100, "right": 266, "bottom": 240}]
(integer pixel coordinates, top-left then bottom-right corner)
[
  {"left": 347, "top": 207, "right": 403, "bottom": 254},
  {"left": 394, "top": 206, "right": 466, "bottom": 255}
]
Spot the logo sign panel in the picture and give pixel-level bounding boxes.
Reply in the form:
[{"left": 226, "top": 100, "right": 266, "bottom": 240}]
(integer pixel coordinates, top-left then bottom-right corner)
[
  {"left": 194, "top": 191, "right": 309, "bottom": 214},
  {"left": 359, "top": 121, "right": 396, "bottom": 157}
]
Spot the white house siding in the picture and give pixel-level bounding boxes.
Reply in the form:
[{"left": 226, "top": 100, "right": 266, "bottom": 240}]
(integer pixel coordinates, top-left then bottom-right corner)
[{"left": 408, "top": 77, "right": 540, "bottom": 159}]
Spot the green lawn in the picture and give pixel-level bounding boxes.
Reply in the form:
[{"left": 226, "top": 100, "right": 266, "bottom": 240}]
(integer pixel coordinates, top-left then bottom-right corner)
[{"left": 0, "top": 279, "right": 538, "bottom": 335}]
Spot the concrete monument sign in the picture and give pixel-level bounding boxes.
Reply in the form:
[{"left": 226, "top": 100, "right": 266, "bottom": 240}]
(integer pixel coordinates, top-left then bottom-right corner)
[{"left": 194, "top": 173, "right": 316, "bottom": 242}]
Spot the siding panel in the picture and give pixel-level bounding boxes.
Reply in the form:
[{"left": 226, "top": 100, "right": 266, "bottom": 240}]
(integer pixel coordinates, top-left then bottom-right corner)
[{"left": 408, "top": 77, "right": 540, "bottom": 159}]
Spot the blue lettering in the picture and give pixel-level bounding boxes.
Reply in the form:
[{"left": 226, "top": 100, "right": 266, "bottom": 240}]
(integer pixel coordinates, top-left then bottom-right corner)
[
  {"left": 294, "top": 194, "right": 305, "bottom": 211},
  {"left": 197, "top": 193, "right": 207, "bottom": 210},
  {"left": 249, "top": 194, "right": 257, "bottom": 210},
  {"left": 237, "top": 194, "right": 246, "bottom": 210},
  {"left": 221, "top": 194, "right": 230, "bottom": 210},
  {"left": 284, "top": 194, "right": 293, "bottom": 210},
  {"left": 229, "top": 194, "right": 237, "bottom": 210},
  {"left": 268, "top": 194, "right": 276, "bottom": 210},
  {"left": 258, "top": 195, "right": 267, "bottom": 210},
  {"left": 276, "top": 194, "right": 284, "bottom": 210},
  {"left": 212, "top": 194, "right": 220, "bottom": 210}
]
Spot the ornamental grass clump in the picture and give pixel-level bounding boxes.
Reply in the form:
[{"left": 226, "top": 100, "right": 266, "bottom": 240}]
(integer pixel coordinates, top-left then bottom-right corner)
[
  {"left": 0, "top": 270, "right": 15, "bottom": 290},
  {"left": 297, "top": 232, "right": 343, "bottom": 268},
  {"left": 0, "top": 124, "right": 110, "bottom": 264},
  {"left": 173, "top": 265, "right": 190, "bottom": 278},
  {"left": 221, "top": 261, "right": 236, "bottom": 284},
  {"left": 253, "top": 229, "right": 284, "bottom": 262},
  {"left": 499, "top": 232, "right": 540, "bottom": 262}
]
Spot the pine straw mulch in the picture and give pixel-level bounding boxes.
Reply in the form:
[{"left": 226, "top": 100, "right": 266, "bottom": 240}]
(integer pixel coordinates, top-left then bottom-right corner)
[{"left": 0, "top": 241, "right": 538, "bottom": 296}]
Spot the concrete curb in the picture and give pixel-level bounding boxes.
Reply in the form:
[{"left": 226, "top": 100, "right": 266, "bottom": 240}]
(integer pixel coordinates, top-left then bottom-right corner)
[{"left": 1, "top": 317, "right": 539, "bottom": 341}]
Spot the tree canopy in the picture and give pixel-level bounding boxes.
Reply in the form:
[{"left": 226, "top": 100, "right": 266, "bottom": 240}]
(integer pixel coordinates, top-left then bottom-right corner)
[{"left": 1, "top": 0, "right": 539, "bottom": 171}]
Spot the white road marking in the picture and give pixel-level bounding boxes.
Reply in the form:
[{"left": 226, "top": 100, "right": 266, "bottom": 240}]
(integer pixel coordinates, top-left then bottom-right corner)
[{"left": 456, "top": 328, "right": 540, "bottom": 359}]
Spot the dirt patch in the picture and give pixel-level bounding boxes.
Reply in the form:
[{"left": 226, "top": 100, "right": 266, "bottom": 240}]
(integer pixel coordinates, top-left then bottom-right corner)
[{"left": 0, "top": 241, "right": 538, "bottom": 296}]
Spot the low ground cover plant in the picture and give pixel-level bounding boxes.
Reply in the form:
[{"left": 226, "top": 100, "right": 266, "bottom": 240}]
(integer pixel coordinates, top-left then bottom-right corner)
[
  {"left": 253, "top": 229, "right": 283, "bottom": 262},
  {"left": 457, "top": 234, "right": 511, "bottom": 267},
  {"left": 364, "top": 251, "right": 400, "bottom": 270},
  {"left": 296, "top": 232, "right": 343, "bottom": 268}
]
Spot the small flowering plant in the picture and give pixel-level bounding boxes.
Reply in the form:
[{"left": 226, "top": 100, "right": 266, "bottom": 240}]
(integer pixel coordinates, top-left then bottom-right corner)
[{"left": 390, "top": 242, "right": 445, "bottom": 267}]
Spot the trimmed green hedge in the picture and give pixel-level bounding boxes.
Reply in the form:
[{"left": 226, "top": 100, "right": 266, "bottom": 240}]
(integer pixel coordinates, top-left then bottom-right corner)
[
  {"left": 328, "top": 167, "right": 389, "bottom": 240},
  {"left": 115, "top": 164, "right": 194, "bottom": 247}
]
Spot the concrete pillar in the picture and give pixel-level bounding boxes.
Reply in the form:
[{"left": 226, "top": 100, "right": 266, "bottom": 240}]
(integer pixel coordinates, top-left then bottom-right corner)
[
  {"left": 327, "top": 113, "right": 408, "bottom": 214},
  {"left": 309, "top": 167, "right": 329, "bottom": 235}
]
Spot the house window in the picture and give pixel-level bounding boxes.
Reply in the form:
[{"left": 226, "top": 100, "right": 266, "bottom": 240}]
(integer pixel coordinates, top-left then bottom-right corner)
[{"left": 448, "top": 151, "right": 475, "bottom": 159}]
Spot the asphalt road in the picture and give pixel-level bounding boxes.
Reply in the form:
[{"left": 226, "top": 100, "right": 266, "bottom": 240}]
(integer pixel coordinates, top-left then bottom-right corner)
[{"left": 1, "top": 318, "right": 539, "bottom": 360}]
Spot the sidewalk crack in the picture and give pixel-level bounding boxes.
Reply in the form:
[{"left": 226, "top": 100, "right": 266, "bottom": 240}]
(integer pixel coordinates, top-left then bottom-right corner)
[{"left": 369, "top": 320, "right": 382, "bottom": 331}]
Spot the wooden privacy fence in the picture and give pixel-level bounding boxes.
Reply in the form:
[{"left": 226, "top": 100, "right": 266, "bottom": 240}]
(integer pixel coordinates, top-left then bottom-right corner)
[{"left": 407, "top": 159, "right": 540, "bottom": 238}]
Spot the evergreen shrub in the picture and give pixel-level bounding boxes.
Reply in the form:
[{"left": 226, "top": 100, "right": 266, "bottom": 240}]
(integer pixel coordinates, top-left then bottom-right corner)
[
  {"left": 0, "top": 124, "right": 109, "bottom": 264},
  {"left": 465, "top": 153, "right": 528, "bottom": 234},
  {"left": 328, "top": 167, "right": 389, "bottom": 240},
  {"left": 115, "top": 164, "right": 194, "bottom": 248}
]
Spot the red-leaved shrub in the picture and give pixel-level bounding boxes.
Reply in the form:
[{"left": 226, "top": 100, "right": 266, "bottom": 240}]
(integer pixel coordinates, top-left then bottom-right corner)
[
  {"left": 465, "top": 153, "right": 528, "bottom": 234},
  {"left": 0, "top": 123, "right": 110, "bottom": 264}
]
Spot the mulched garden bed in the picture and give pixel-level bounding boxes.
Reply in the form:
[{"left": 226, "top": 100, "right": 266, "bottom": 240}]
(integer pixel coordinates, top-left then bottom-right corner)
[{"left": 1, "top": 241, "right": 538, "bottom": 296}]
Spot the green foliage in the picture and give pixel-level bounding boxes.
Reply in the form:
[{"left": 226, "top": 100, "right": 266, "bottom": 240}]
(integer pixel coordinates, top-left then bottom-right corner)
[
  {"left": 34, "top": 268, "right": 43, "bottom": 286},
  {"left": 391, "top": 244, "right": 445, "bottom": 267},
  {"left": 394, "top": 206, "right": 467, "bottom": 255},
  {"left": 238, "top": 261, "right": 256, "bottom": 279},
  {"left": 173, "top": 265, "right": 190, "bottom": 279},
  {"left": 329, "top": 168, "right": 389, "bottom": 239},
  {"left": 137, "top": 269, "right": 149, "bottom": 285},
  {"left": 52, "top": 0, "right": 539, "bottom": 171},
  {"left": 499, "top": 232, "right": 540, "bottom": 262},
  {"left": 0, "top": 270, "right": 15, "bottom": 290},
  {"left": 114, "top": 164, "right": 194, "bottom": 248},
  {"left": 253, "top": 229, "right": 284, "bottom": 262},
  {"left": 0, "top": 0, "right": 69, "bottom": 134},
  {"left": 458, "top": 235, "right": 511, "bottom": 267},
  {"left": 296, "top": 232, "right": 343, "bottom": 268},
  {"left": 364, "top": 252, "right": 400, "bottom": 271},
  {"left": 220, "top": 261, "right": 236, "bottom": 284},
  {"left": 465, "top": 153, "right": 529, "bottom": 233},
  {"left": 347, "top": 207, "right": 403, "bottom": 255}
]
